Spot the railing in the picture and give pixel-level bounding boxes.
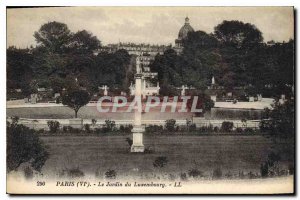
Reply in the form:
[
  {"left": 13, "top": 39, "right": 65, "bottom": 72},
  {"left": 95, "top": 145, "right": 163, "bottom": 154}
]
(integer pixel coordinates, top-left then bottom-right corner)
[{"left": 7, "top": 117, "right": 261, "bottom": 131}]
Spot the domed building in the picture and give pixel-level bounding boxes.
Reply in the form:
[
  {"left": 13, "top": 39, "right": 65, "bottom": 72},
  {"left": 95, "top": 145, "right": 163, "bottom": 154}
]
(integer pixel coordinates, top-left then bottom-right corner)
[{"left": 175, "top": 17, "right": 195, "bottom": 50}]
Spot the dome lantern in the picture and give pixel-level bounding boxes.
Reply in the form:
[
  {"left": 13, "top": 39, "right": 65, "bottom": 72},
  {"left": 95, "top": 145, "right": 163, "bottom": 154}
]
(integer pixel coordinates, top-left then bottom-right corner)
[
  {"left": 185, "top": 16, "right": 190, "bottom": 24},
  {"left": 178, "top": 17, "right": 194, "bottom": 40}
]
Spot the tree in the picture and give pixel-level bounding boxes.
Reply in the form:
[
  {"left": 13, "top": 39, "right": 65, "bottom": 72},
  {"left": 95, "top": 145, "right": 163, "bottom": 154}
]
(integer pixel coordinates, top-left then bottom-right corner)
[
  {"left": 49, "top": 76, "right": 65, "bottom": 93},
  {"left": 7, "top": 120, "right": 49, "bottom": 172},
  {"left": 259, "top": 97, "right": 295, "bottom": 175},
  {"left": 34, "top": 21, "right": 72, "bottom": 53},
  {"left": 7, "top": 47, "right": 33, "bottom": 91},
  {"left": 182, "top": 31, "right": 221, "bottom": 90},
  {"left": 150, "top": 31, "right": 221, "bottom": 90},
  {"left": 150, "top": 49, "right": 183, "bottom": 88},
  {"left": 32, "top": 22, "right": 106, "bottom": 93},
  {"left": 260, "top": 98, "right": 295, "bottom": 139},
  {"left": 62, "top": 89, "right": 91, "bottom": 118},
  {"left": 214, "top": 20, "right": 263, "bottom": 49},
  {"left": 91, "top": 49, "right": 131, "bottom": 91},
  {"left": 69, "top": 30, "right": 101, "bottom": 54},
  {"left": 165, "top": 119, "right": 176, "bottom": 132},
  {"left": 65, "top": 30, "right": 100, "bottom": 91},
  {"left": 213, "top": 20, "right": 264, "bottom": 90}
]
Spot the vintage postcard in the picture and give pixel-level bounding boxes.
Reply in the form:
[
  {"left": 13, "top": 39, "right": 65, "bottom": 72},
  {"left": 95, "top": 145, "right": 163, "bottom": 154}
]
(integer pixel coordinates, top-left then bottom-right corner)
[{"left": 6, "top": 6, "right": 294, "bottom": 194}]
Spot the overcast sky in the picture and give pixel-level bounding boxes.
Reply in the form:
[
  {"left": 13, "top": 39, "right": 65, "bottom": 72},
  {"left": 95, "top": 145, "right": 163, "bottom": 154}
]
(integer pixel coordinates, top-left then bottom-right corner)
[{"left": 7, "top": 7, "right": 294, "bottom": 48}]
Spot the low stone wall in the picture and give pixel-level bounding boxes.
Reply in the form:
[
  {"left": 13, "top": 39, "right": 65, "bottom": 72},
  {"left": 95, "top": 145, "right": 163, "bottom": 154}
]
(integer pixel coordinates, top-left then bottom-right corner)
[
  {"left": 208, "top": 108, "right": 263, "bottom": 120},
  {"left": 192, "top": 117, "right": 260, "bottom": 129}
]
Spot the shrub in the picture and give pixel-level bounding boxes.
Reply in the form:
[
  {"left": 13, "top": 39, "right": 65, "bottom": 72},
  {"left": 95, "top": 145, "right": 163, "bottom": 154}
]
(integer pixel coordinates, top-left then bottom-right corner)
[
  {"left": 213, "top": 126, "right": 220, "bottom": 132},
  {"left": 62, "top": 126, "right": 68, "bottom": 133},
  {"left": 11, "top": 116, "right": 19, "bottom": 124},
  {"left": 247, "top": 171, "right": 257, "bottom": 179},
  {"left": 168, "top": 173, "right": 176, "bottom": 181},
  {"left": 212, "top": 168, "right": 222, "bottom": 179},
  {"left": 59, "top": 167, "right": 85, "bottom": 178},
  {"left": 260, "top": 99, "right": 294, "bottom": 139},
  {"left": 119, "top": 125, "right": 125, "bottom": 132},
  {"left": 23, "top": 166, "right": 34, "bottom": 179},
  {"left": 260, "top": 152, "right": 281, "bottom": 178},
  {"left": 221, "top": 121, "right": 234, "bottom": 132},
  {"left": 188, "top": 123, "right": 197, "bottom": 132},
  {"left": 37, "top": 129, "right": 45, "bottom": 134},
  {"left": 105, "top": 169, "right": 116, "bottom": 179},
  {"left": 224, "top": 171, "right": 233, "bottom": 179},
  {"left": 126, "top": 137, "right": 133, "bottom": 147},
  {"left": 236, "top": 127, "right": 243, "bottom": 133},
  {"left": 267, "top": 152, "right": 281, "bottom": 167},
  {"left": 153, "top": 156, "right": 168, "bottom": 168},
  {"left": 94, "top": 128, "right": 102, "bottom": 134},
  {"left": 145, "top": 125, "right": 163, "bottom": 134},
  {"left": 188, "top": 169, "right": 203, "bottom": 178},
  {"left": 288, "top": 164, "right": 294, "bottom": 175},
  {"left": 102, "top": 120, "right": 116, "bottom": 133},
  {"left": 259, "top": 119, "right": 272, "bottom": 132},
  {"left": 7, "top": 122, "right": 49, "bottom": 172},
  {"left": 120, "top": 124, "right": 133, "bottom": 133},
  {"left": 84, "top": 124, "right": 91, "bottom": 133},
  {"left": 91, "top": 119, "right": 97, "bottom": 126},
  {"left": 199, "top": 125, "right": 214, "bottom": 133},
  {"left": 244, "top": 127, "right": 254, "bottom": 134},
  {"left": 64, "top": 126, "right": 81, "bottom": 134},
  {"left": 260, "top": 162, "right": 269, "bottom": 178},
  {"left": 180, "top": 172, "right": 188, "bottom": 181},
  {"left": 165, "top": 119, "right": 176, "bottom": 132},
  {"left": 47, "top": 120, "right": 60, "bottom": 133}
]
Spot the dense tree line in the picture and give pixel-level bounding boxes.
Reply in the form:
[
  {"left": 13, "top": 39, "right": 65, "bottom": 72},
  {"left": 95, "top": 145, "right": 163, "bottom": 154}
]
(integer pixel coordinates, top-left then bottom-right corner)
[
  {"left": 7, "top": 21, "right": 133, "bottom": 97},
  {"left": 150, "top": 20, "right": 294, "bottom": 98},
  {"left": 7, "top": 20, "right": 294, "bottom": 99}
]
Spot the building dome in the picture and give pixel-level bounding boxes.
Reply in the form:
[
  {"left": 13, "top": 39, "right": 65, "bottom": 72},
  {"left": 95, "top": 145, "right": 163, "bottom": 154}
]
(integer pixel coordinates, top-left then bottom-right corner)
[{"left": 178, "top": 17, "right": 194, "bottom": 40}]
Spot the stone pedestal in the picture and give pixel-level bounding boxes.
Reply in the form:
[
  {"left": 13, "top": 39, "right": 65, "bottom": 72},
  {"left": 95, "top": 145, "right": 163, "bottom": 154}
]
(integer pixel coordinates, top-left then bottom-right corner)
[
  {"left": 210, "top": 95, "right": 217, "bottom": 102},
  {"left": 69, "top": 118, "right": 83, "bottom": 129},
  {"left": 249, "top": 96, "right": 254, "bottom": 102},
  {"left": 131, "top": 126, "right": 145, "bottom": 152}
]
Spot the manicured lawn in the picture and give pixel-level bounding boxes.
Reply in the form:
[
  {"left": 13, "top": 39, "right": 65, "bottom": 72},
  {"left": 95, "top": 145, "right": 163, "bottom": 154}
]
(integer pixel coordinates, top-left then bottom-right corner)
[{"left": 39, "top": 134, "right": 293, "bottom": 179}]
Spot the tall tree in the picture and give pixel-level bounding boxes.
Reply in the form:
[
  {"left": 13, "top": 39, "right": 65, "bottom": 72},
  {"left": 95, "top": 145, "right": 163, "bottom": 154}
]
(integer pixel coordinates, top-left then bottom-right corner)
[
  {"left": 214, "top": 20, "right": 263, "bottom": 49},
  {"left": 69, "top": 30, "right": 101, "bottom": 54},
  {"left": 34, "top": 21, "right": 72, "bottom": 53},
  {"left": 214, "top": 20, "right": 263, "bottom": 90},
  {"left": 7, "top": 47, "right": 33, "bottom": 90},
  {"left": 182, "top": 31, "right": 221, "bottom": 89}
]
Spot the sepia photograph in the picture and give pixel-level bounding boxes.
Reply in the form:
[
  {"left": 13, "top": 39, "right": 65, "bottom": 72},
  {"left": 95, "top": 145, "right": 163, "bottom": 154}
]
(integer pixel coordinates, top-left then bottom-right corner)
[{"left": 6, "top": 6, "right": 295, "bottom": 194}]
